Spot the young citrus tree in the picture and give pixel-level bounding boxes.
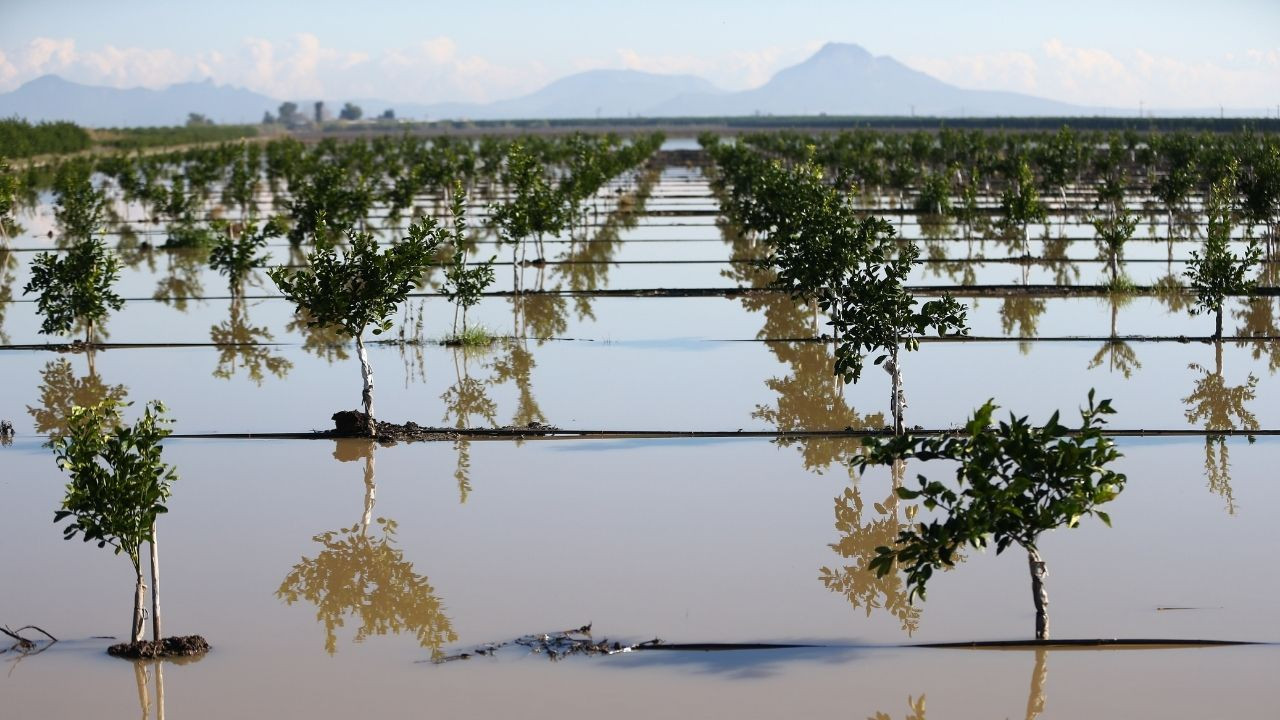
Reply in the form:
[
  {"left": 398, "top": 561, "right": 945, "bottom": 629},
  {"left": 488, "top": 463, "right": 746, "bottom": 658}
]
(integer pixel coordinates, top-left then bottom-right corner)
[
  {"left": 52, "top": 399, "right": 177, "bottom": 647},
  {"left": 439, "top": 188, "right": 495, "bottom": 340},
  {"left": 1185, "top": 165, "right": 1262, "bottom": 340},
  {"left": 23, "top": 238, "right": 125, "bottom": 344},
  {"left": 269, "top": 219, "right": 445, "bottom": 436},
  {"left": 857, "top": 391, "right": 1127, "bottom": 640},
  {"left": 209, "top": 216, "right": 283, "bottom": 297}
]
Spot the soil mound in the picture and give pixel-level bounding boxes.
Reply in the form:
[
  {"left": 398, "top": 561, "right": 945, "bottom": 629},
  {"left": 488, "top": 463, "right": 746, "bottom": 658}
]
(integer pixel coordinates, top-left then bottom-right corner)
[{"left": 108, "top": 635, "right": 210, "bottom": 659}]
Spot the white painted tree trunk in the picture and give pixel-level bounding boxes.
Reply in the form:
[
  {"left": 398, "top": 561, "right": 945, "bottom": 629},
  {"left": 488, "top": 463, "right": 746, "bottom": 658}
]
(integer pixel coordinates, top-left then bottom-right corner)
[
  {"left": 1027, "top": 548, "right": 1050, "bottom": 640},
  {"left": 131, "top": 567, "right": 147, "bottom": 644},
  {"left": 355, "top": 334, "right": 376, "bottom": 436},
  {"left": 149, "top": 522, "right": 162, "bottom": 643}
]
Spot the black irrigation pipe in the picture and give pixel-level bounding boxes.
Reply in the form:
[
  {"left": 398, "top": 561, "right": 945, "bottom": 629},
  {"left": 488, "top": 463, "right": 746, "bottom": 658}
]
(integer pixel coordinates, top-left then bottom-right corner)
[
  {"left": 3, "top": 334, "right": 1277, "bottom": 353},
  {"left": 132, "top": 427, "right": 1280, "bottom": 442},
  {"left": 5, "top": 284, "right": 1257, "bottom": 304},
  {"left": 631, "top": 639, "right": 1264, "bottom": 652}
]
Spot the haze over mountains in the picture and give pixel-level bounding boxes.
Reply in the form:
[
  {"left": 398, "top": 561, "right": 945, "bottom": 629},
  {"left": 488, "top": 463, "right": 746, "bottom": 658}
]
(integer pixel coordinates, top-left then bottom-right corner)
[{"left": 0, "top": 42, "right": 1236, "bottom": 127}]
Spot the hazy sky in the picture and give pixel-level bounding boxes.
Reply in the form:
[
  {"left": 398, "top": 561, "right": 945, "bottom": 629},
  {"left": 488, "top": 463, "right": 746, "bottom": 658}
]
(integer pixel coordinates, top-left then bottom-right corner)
[{"left": 2, "top": 0, "right": 1277, "bottom": 109}]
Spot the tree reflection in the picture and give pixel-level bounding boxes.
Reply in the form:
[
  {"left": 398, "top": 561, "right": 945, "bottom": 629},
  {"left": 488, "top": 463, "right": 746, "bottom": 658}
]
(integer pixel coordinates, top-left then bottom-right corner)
[
  {"left": 1182, "top": 342, "right": 1258, "bottom": 514},
  {"left": 442, "top": 346, "right": 498, "bottom": 504},
  {"left": 27, "top": 355, "right": 128, "bottom": 441},
  {"left": 277, "top": 440, "right": 457, "bottom": 657},
  {"left": 1088, "top": 295, "right": 1141, "bottom": 379},
  {"left": 210, "top": 297, "right": 292, "bottom": 384},
  {"left": 286, "top": 309, "right": 351, "bottom": 364},
  {"left": 868, "top": 649, "right": 1047, "bottom": 720},
  {"left": 821, "top": 460, "right": 922, "bottom": 634},
  {"left": 754, "top": 340, "right": 885, "bottom": 472},
  {"left": 1000, "top": 296, "right": 1046, "bottom": 355},
  {"left": 0, "top": 247, "right": 15, "bottom": 344},
  {"left": 152, "top": 249, "right": 207, "bottom": 313},
  {"left": 1233, "top": 297, "right": 1280, "bottom": 373},
  {"left": 868, "top": 694, "right": 927, "bottom": 720}
]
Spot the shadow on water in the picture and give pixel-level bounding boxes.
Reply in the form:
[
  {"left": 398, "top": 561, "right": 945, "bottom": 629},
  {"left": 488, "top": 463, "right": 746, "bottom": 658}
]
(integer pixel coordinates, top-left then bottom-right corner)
[
  {"left": 603, "top": 643, "right": 867, "bottom": 681},
  {"left": 276, "top": 439, "right": 457, "bottom": 658}
]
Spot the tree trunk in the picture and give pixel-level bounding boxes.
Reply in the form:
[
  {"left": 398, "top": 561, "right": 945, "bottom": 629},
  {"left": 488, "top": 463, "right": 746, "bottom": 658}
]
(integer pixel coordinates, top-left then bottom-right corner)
[
  {"left": 1027, "top": 549, "right": 1050, "bottom": 640},
  {"left": 1215, "top": 307, "right": 1223, "bottom": 341},
  {"left": 132, "top": 566, "right": 147, "bottom": 644},
  {"left": 890, "top": 343, "right": 904, "bottom": 436},
  {"left": 149, "top": 522, "right": 162, "bottom": 643},
  {"left": 355, "top": 334, "right": 376, "bottom": 437}
]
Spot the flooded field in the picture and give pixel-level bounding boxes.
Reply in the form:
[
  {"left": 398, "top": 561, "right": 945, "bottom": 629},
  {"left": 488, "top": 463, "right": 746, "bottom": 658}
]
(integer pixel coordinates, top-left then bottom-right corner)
[{"left": 2, "top": 136, "right": 1278, "bottom": 718}]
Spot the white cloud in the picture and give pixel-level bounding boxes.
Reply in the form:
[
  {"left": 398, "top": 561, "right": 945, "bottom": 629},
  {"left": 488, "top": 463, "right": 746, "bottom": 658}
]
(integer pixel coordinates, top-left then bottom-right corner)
[{"left": 903, "top": 39, "right": 1280, "bottom": 109}]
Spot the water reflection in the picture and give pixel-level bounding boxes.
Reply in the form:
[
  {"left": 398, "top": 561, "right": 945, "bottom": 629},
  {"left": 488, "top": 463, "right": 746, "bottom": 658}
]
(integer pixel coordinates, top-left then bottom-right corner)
[
  {"left": 27, "top": 355, "right": 128, "bottom": 441},
  {"left": 821, "top": 461, "right": 925, "bottom": 635},
  {"left": 1234, "top": 298, "right": 1280, "bottom": 372},
  {"left": 1182, "top": 342, "right": 1258, "bottom": 515},
  {"left": 869, "top": 649, "right": 1047, "bottom": 720},
  {"left": 869, "top": 694, "right": 927, "bottom": 720},
  {"left": 210, "top": 297, "right": 292, "bottom": 384},
  {"left": 754, "top": 341, "right": 885, "bottom": 471},
  {"left": 1088, "top": 295, "right": 1141, "bottom": 378},
  {"left": 441, "top": 346, "right": 498, "bottom": 503},
  {"left": 152, "top": 249, "right": 207, "bottom": 312},
  {"left": 0, "top": 247, "right": 15, "bottom": 344},
  {"left": 277, "top": 440, "right": 457, "bottom": 657},
  {"left": 288, "top": 309, "right": 351, "bottom": 364},
  {"left": 1000, "top": 296, "right": 1045, "bottom": 354}
]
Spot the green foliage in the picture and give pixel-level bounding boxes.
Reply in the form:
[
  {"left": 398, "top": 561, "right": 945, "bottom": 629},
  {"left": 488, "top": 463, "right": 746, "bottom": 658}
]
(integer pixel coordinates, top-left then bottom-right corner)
[
  {"left": 825, "top": 221, "right": 968, "bottom": 383},
  {"left": 209, "top": 216, "right": 283, "bottom": 292},
  {"left": 94, "top": 124, "right": 258, "bottom": 151},
  {"left": 0, "top": 118, "right": 92, "bottom": 158},
  {"left": 998, "top": 158, "right": 1047, "bottom": 239},
  {"left": 51, "top": 400, "right": 176, "bottom": 569},
  {"left": 1184, "top": 165, "right": 1262, "bottom": 337},
  {"left": 856, "top": 391, "right": 1126, "bottom": 602},
  {"left": 269, "top": 218, "right": 445, "bottom": 340},
  {"left": 489, "top": 142, "right": 568, "bottom": 250},
  {"left": 0, "top": 160, "right": 17, "bottom": 243},
  {"left": 23, "top": 238, "right": 124, "bottom": 342},
  {"left": 1090, "top": 207, "right": 1138, "bottom": 277},
  {"left": 440, "top": 188, "right": 495, "bottom": 333},
  {"left": 52, "top": 159, "right": 107, "bottom": 241}
]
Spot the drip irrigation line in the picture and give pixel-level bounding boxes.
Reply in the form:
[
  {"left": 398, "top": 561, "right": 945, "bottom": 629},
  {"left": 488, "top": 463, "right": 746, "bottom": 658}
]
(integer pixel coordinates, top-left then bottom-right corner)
[
  {"left": 2, "top": 334, "right": 1277, "bottom": 352},
  {"left": 89, "top": 427, "right": 1280, "bottom": 442},
  {"left": 4, "top": 283, "right": 1254, "bottom": 304}
]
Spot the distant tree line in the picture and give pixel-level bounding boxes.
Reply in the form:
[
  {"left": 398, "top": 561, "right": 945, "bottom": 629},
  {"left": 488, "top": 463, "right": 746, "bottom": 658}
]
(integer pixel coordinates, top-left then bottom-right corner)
[
  {"left": 0, "top": 118, "right": 93, "bottom": 158},
  {"left": 94, "top": 124, "right": 259, "bottom": 150}
]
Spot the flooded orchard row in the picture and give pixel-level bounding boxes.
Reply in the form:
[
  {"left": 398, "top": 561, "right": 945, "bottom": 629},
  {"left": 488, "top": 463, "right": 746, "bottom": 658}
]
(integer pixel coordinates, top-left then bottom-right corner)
[
  {"left": 2, "top": 145, "right": 1278, "bottom": 718},
  {"left": 1, "top": 436, "right": 1277, "bottom": 718}
]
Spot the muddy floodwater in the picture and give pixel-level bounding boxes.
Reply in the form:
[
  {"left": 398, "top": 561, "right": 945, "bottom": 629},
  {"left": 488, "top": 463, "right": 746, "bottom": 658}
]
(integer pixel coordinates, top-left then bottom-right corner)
[{"left": 2, "top": 143, "right": 1278, "bottom": 718}]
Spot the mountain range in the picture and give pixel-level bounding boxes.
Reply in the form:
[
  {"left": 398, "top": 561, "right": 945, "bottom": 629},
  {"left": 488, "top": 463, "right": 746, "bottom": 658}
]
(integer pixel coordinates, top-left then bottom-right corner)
[{"left": 0, "top": 42, "right": 1219, "bottom": 127}]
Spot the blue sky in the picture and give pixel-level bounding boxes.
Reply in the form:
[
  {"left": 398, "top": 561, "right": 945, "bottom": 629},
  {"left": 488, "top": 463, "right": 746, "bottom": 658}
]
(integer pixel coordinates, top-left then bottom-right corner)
[{"left": 1, "top": 0, "right": 1277, "bottom": 108}]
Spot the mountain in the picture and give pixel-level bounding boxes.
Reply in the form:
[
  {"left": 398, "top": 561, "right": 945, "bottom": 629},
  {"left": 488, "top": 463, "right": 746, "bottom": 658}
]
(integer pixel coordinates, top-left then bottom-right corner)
[
  {"left": 404, "top": 69, "right": 724, "bottom": 121},
  {"left": 648, "top": 43, "right": 1084, "bottom": 117},
  {"left": 3, "top": 44, "right": 1247, "bottom": 126},
  {"left": 0, "top": 75, "right": 278, "bottom": 127}
]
